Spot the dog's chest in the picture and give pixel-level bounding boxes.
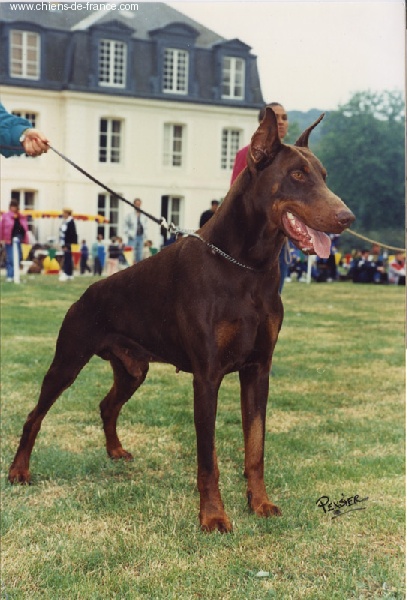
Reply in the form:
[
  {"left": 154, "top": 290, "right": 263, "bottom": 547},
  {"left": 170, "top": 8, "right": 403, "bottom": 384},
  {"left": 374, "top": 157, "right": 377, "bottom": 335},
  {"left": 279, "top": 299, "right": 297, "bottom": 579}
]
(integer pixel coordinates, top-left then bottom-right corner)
[{"left": 214, "top": 290, "right": 282, "bottom": 364}]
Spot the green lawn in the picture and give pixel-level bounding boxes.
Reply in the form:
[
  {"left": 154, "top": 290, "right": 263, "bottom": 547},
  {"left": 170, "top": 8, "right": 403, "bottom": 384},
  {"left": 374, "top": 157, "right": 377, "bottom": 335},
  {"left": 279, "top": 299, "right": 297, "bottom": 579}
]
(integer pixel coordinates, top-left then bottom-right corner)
[{"left": 1, "top": 276, "right": 405, "bottom": 599}]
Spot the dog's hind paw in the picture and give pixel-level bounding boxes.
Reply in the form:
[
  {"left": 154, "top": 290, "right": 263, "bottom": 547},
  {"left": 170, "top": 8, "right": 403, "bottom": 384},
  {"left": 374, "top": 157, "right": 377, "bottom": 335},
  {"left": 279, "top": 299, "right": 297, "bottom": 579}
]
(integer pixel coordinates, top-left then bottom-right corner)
[{"left": 254, "top": 501, "right": 282, "bottom": 518}]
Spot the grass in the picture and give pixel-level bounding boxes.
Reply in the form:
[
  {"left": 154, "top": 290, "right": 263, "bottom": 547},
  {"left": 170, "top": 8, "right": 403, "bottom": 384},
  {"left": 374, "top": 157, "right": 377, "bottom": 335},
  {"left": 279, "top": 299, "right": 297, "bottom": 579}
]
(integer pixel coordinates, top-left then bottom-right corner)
[{"left": 1, "top": 275, "right": 405, "bottom": 599}]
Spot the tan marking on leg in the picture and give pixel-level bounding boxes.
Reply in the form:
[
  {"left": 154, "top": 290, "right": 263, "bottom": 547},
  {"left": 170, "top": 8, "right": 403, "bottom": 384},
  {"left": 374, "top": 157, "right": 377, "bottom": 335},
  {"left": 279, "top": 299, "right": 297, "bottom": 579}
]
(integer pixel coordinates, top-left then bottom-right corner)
[
  {"left": 246, "top": 414, "right": 264, "bottom": 472},
  {"left": 246, "top": 414, "right": 282, "bottom": 518}
]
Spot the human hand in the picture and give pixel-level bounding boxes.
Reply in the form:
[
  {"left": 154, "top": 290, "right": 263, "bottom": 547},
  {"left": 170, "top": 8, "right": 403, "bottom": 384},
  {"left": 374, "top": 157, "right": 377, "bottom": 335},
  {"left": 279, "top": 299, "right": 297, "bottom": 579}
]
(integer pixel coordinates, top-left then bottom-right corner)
[{"left": 22, "top": 129, "right": 50, "bottom": 156}]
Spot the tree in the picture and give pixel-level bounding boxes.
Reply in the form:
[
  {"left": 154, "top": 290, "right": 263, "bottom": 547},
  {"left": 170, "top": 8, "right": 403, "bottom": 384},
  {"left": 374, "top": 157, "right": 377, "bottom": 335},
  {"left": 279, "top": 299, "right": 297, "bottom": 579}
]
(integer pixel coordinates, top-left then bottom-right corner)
[{"left": 315, "top": 91, "right": 404, "bottom": 234}]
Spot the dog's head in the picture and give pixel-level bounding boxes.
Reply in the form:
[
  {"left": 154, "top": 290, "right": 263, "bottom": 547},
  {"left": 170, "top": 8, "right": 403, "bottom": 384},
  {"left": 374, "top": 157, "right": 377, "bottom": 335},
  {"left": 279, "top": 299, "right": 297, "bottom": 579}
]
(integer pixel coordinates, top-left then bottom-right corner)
[{"left": 247, "top": 107, "right": 355, "bottom": 258}]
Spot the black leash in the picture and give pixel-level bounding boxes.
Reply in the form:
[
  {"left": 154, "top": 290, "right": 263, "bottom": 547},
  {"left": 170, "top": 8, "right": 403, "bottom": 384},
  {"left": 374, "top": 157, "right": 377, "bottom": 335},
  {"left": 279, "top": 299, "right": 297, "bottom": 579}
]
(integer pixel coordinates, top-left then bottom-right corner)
[
  {"left": 1, "top": 143, "right": 259, "bottom": 271},
  {"left": 46, "top": 145, "right": 259, "bottom": 271},
  {"left": 1, "top": 142, "right": 168, "bottom": 228},
  {"left": 48, "top": 145, "right": 166, "bottom": 228}
]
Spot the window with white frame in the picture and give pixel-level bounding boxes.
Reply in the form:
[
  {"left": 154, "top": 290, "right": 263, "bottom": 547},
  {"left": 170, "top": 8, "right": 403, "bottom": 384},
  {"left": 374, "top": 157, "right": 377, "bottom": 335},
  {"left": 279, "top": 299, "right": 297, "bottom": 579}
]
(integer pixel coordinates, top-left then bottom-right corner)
[
  {"left": 221, "top": 56, "right": 245, "bottom": 100},
  {"left": 163, "top": 124, "right": 184, "bottom": 167},
  {"left": 10, "top": 30, "right": 40, "bottom": 79},
  {"left": 11, "top": 190, "right": 36, "bottom": 210},
  {"left": 163, "top": 48, "right": 188, "bottom": 94},
  {"left": 11, "top": 111, "right": 37, "bottom": 127},
  {"left": 98, "top": 39, "right": 127, "bottom": 87},
  {"left": 11, "top": 112, "right": 37, "bottom": 158},
  {"left": 221, "top": 128, "right": 241, "bottom": 170},
  {"left": 97, "top": 193, "right": 119, "bottom": 240},
  {"left": 99, "top": 118, "right": 122, "bottom": 163}
]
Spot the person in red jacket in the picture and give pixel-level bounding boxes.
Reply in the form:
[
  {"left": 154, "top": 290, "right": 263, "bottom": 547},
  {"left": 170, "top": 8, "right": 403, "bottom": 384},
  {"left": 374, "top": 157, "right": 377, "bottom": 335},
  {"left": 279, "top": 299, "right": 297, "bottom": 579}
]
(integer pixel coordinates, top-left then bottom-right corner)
[{"left": 0, "top": 199, "right": 29, "bottom": 281}]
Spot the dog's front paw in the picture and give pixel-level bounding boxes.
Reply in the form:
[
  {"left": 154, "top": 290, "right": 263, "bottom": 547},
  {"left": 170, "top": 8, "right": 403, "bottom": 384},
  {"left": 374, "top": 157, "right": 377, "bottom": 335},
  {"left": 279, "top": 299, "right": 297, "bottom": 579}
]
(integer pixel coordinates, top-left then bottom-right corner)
[
  {"left": 200, "top": 512, "right": 233, "bottom": 533},
  {"left": 8, "top": 466, "right": 31, "bottom": 485},
  {"left": 108, "top": 447, "right": 134, "bottom": 460}
]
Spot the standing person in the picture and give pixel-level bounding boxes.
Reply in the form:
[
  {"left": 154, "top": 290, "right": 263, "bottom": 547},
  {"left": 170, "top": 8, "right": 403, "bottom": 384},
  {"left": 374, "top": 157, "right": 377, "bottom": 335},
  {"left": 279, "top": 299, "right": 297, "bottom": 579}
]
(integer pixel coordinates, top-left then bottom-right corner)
[
  {"left": 59, "top": 208, "right": 77, "bottom": 281},
  {"left": 107, "top": 237, "right": 120, "bottom": 276},
  {"left": 230, "top": 102, "right": 289, "bottom": 293},
  {"left": 79, "top": 239, "right": 91, "bottom": 275},
  {"left": 0, "top": 199, "right": 29, "bottom": 281},
  {"left": 326, "top": 235, "right": 340, "bottom": 282},
  {"left": 91, "top": 234, "right": 106, "bottom": 276},
  {"left": 199, "top": 200, "right": 220, "bottom": 228},
  {"left": 0, "top": 102, "right": 49, "bottom": 157},
  {"left": 124, "top": 198, "right": 148, "bottom": 264},
  {"left": 116, "top": 236, "right": 129, "bottom": 269}
]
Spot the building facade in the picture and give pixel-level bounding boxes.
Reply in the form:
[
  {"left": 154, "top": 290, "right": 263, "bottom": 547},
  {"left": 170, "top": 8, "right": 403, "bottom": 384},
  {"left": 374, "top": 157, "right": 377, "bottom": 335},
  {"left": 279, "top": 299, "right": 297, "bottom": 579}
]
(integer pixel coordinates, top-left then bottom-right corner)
[{"left": 0, "top": 2, "right": 264, "bottom": 248}]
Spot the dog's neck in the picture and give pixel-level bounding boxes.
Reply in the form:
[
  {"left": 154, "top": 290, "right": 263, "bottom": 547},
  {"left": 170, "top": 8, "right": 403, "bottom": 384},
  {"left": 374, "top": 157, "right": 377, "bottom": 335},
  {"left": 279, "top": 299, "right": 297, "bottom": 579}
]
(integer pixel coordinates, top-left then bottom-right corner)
[{"left": 201, "top": 168, "right": 286, "bottom": 272}]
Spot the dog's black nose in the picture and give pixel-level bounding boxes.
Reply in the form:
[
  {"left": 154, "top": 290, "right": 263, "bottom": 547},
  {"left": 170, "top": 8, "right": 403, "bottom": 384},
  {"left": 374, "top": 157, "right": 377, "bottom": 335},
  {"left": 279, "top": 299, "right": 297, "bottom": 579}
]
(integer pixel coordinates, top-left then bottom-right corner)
[{"left": 336, "top": 209, "right": 355, "bottom": 228}]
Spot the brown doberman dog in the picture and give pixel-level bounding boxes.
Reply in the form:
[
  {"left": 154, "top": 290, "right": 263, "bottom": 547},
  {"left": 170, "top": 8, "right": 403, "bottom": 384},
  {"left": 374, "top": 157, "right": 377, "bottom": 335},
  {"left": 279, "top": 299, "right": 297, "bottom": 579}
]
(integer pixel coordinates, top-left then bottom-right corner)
[{"left": 9, "top": 108, "right": 355, "bottom": 532}]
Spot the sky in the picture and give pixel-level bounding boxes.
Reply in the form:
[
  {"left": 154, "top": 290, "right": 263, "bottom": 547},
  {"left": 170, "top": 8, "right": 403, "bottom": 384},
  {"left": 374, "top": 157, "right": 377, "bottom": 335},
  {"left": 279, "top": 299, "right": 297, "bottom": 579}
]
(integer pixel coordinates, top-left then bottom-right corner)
[{"left": 168, "top": 0, "right": 405, "bottom": 112}]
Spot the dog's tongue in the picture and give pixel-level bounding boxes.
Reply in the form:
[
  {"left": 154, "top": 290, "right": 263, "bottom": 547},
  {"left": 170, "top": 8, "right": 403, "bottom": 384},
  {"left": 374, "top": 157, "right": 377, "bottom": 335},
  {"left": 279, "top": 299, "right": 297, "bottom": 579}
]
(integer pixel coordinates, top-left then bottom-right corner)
[{"left": 306, "top": 226, "right": 331, "bottom": 259}]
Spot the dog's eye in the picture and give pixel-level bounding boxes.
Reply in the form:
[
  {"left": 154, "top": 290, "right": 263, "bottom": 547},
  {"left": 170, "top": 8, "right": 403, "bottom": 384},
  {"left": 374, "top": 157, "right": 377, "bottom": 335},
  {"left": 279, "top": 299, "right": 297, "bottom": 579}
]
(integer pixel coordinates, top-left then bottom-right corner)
[{"left": 291, "top": 171, "right": 305, "bottom": 182}]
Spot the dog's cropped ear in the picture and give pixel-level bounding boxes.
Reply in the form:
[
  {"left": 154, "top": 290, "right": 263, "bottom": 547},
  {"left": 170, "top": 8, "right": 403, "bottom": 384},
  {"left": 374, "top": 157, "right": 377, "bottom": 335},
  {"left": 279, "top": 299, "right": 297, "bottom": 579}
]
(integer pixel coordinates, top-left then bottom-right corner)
[
  {"left": 295, "top": 113, "right": 325, "bottom": 148},
  {"left": 248, "top": 106, "right": 282, "bottom": 172}
]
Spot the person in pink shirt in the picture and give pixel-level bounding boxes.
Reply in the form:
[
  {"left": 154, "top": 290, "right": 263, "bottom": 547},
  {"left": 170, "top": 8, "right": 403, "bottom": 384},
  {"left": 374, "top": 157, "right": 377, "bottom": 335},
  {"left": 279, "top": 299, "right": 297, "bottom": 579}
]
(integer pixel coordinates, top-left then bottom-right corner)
[
  {"left": 231, "top": 102, "right": 288, "bottom": 184},
  {"left": 0, "top": 199, "right": 29, "bottom": 281}
]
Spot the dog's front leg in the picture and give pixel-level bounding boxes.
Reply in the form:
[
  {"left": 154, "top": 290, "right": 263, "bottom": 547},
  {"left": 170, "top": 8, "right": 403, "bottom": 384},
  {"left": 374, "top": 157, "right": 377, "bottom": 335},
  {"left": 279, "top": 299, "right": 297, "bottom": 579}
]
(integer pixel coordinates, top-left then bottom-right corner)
[
  {"left": 239, "top": 365, "right": 282, "bottom": 518},
  {"left": 193, "top": 374, "right": 232, "bottom": 533}
]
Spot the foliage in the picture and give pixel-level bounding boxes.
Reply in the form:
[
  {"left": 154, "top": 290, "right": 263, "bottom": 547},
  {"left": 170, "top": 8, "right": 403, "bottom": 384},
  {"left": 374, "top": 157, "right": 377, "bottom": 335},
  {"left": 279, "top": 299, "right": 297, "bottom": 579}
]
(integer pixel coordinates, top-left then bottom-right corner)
[
  {"left": 1, "top": 276, "right": 405, "bottom": 599},
  {"left": 287, "top": 108, "right": 325, "bottom": 146},
  {"left": 314, "top": 90, "right": 405, "bottom": 234}
]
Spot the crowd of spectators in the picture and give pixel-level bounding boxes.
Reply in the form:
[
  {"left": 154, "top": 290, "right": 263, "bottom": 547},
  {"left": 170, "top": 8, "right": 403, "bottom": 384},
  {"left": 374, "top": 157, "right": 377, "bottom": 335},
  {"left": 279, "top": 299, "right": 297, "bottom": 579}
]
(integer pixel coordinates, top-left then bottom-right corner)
[{"left": 286, "top": 241, "right": 405, "bottom": 286}]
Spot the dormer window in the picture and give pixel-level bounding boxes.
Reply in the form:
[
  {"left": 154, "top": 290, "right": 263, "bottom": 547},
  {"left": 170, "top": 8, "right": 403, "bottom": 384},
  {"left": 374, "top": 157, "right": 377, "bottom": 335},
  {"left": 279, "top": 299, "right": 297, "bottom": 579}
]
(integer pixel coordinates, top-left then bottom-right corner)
[
  {"left": 149, "top": 23, "right": 197, "bottom": 97},
  {"left": 163, "top": 48, "right": 188, "bottom": 94},
  {"left": 98, "top": 39, "right": 127, "bottom": 87},
  {"left": 10, "top": 30, "right": 40, "bottom": 80},
  {"left": 222, "top": 56, "right": 245, "bottom": 100}
]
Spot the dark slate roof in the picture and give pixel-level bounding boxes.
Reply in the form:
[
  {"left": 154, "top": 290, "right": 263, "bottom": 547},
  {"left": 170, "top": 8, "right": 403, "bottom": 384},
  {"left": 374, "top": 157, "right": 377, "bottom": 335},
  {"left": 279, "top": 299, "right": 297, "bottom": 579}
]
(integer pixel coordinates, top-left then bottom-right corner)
[
  {"left": 0, "top": 2, "right": 226, "bottom": 48},
  {"left": 0, "top": 2, "right": 263, "bottom": 107}
]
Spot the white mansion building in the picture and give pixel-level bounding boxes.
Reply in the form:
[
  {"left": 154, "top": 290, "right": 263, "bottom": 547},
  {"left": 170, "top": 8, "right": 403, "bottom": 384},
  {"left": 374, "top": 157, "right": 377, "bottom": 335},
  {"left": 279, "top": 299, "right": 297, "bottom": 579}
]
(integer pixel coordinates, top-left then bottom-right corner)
[{"left": 0, "top": 2, "right": 264, "bottom": 248}]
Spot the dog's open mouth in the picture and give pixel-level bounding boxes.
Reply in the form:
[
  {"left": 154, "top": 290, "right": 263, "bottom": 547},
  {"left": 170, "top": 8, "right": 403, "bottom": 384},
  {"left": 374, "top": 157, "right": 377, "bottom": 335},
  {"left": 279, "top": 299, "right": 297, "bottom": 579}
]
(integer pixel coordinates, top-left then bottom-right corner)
[{"left": 282, "top": 211, "right": 332, "bottom": 258}]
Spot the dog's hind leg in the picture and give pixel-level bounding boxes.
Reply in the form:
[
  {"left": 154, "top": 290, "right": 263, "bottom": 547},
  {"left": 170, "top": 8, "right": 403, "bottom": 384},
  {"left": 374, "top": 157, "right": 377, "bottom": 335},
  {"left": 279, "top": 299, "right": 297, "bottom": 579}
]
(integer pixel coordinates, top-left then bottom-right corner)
[
  {"left": 100, "top": 354, "right": 149, "bottom": 460},
  {"left": 8, "top": 348, "right": 92, "bottom": 484}
]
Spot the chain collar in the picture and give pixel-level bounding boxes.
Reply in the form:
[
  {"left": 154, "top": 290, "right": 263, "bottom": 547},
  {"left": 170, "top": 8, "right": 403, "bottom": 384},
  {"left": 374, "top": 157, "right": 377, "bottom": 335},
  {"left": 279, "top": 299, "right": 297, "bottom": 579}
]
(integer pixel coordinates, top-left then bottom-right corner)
[{"left": 180, "top": 231, "right": 260, "bottom": 273}]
